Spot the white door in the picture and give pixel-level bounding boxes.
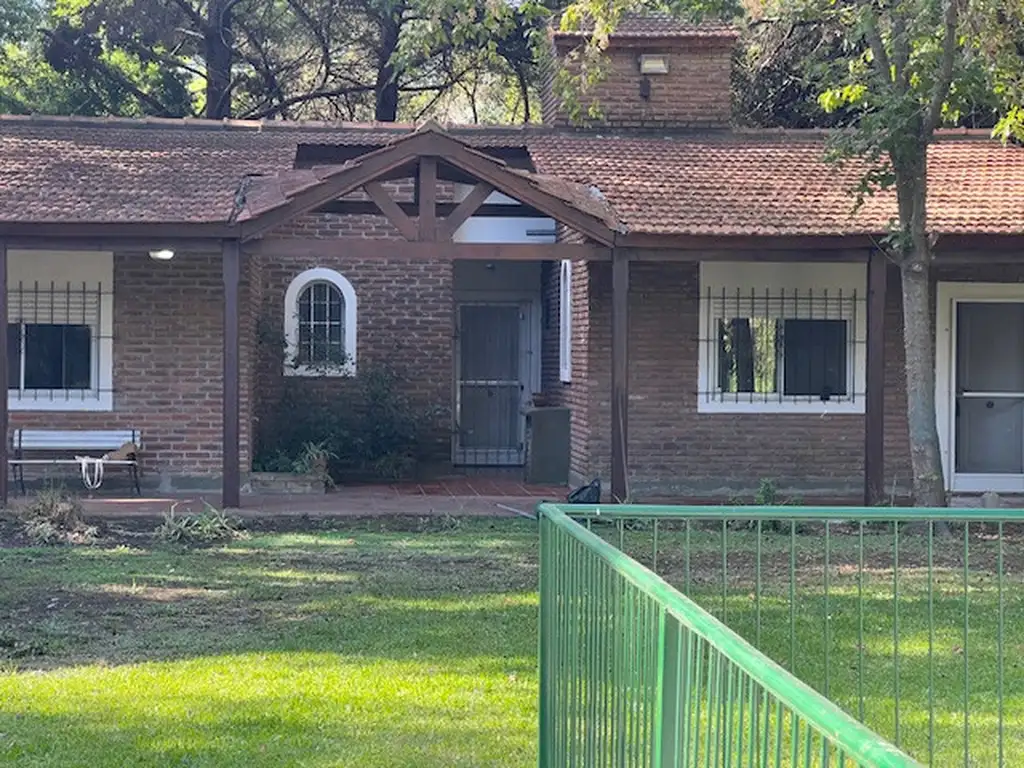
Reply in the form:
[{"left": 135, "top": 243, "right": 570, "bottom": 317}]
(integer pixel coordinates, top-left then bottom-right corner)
[
  {"left": 454, "top": 302, "right": 530, "bottom": 465},
  {"left": 951, "top": 301, "right": 1024, "bottom": 491}
]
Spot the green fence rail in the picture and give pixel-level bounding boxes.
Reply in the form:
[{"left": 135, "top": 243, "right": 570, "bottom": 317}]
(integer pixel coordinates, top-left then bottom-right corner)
[
  {"left": 539, "top": 503, "right": 1024, "bottom": 768},
  {"left": 537, "top": 503, "right": 921, "bottom": 768}
]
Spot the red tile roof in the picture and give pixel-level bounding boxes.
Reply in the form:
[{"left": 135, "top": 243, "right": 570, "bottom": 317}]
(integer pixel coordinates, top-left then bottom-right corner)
[
  {"left": 0, "top": 114, "right": 1021, "bottom": 238},
  {"left": 526, "top": 131, "right": 1024, "bottom": 236},
  {"left": 551, "top": 13, "right": 739, "bottom": 39},
  {"left": 0, "top": 115, "right": 530, "bottom": 225}
]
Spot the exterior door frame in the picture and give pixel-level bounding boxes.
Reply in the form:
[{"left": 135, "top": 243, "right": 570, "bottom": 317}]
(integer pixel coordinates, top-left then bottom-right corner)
[
  {"left": 452, "top": 291, "right": 541, "bottom": 466},
  {"left": 936, "top": 281, "right": 1024, "bottom": 492}
]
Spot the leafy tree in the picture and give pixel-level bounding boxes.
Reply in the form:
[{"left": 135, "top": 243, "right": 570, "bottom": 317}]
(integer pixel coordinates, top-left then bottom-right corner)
[
  {"left": 0, "top": 0, "right": 551, "bottom": 121},
  {"left": 811, "top": 0, "right": 1024, "bottom": 506}
]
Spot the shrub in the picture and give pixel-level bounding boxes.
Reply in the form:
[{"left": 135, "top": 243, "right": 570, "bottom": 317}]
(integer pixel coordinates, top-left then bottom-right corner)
[
  {"left": 17, "top": 486, "right": 98, "bottom": 546},
  {"left": 254, "top": 361, "right": 444, "bottom": 484},
  {"left": 154, "top": 503, "right": 248, "bottom": 546}
]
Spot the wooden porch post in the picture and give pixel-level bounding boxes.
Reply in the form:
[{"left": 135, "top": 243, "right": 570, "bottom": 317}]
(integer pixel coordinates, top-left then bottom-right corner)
[
  {"left": 222, "top": 239, "right": 241, "bottom": 509},
  {"left": 0, "top": 240, "right": 7, "bottom": 506},
  {"left": 611, "top": 248, "right": 629, "bottom": 503},
  {"left": 865, "top": 249, "right": 887, "bottom": 505}
]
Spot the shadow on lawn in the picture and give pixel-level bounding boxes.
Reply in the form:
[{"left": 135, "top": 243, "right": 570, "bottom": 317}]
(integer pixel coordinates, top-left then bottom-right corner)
[{"left": 0, "top": 522, "right": 541, "bottom": 671}]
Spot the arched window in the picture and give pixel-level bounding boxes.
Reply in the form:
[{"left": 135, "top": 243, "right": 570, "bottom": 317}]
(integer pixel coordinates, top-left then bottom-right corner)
[{"left": 283, "top": 268, "right": 357, "bottom": 376}]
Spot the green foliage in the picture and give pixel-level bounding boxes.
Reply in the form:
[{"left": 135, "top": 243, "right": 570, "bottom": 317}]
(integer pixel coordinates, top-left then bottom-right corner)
[
  {"left": 154, "top": 502, "right": 248, "bottom": 546},
  {"left": 16, "top": 486, "right": 97, "bottom": 546},
  {"left": 254, "top": 362, "right": 445, "bottom": 484},
  {"left": 292, "top": 441, "right": 338, "bottom": 490},
  {"left": 0, "top": 0, "right": 551, "bottom": 121}
]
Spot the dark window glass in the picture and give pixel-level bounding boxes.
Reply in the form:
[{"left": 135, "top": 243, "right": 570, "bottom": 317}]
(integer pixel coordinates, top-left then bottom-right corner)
[
  {"left": 21, "top": 324, "right": 92, "bottom": 390},
  {"left": 782, "top": 319, "right": 847, "bottom": 398},
  {"left": 297, "top": 282, "right": 345, "bottom": 366},
  {"left": 718, "top": 317, "right": 848, "bottom": 399}
]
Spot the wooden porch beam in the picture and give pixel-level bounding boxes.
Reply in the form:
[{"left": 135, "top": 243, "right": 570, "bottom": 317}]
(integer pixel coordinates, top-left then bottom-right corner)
[
  {"left": 222, "top": 239, "right": 241, "bottom": 509},
  {"left": 0, "top": 239, "right": 7, "bottom": 506},
  {"left": 611, "top": 248, "right": 630, "bottom": 503},
  {"left": 865, "top": 248, "right": 887, "bottom": 506},
  {"left": 0, "top": 223, "right": 238, "bottom": 242},
  {"left": 418, "top": 157, "right": 437, "bottom": 241},
  {"left": 439, "top": 182, "right": 495, "bottom": 241},
  {"left": 619, "top": 233, "right": 879, "bottom": 252},
  {"left": 364, "top": 181, "right": 419, "bottom": 241},
  {"left": 316, "top": 198, "right": 542, "bottom": 219},
  {"left": 629, "top": 248, "right": 872, "bottom": 263},
  {"left": 2, "top": 237, "right": 228, "bottom": 253},
  {"left": 246, "top": 238, "right": 608, "bottom": 262}
]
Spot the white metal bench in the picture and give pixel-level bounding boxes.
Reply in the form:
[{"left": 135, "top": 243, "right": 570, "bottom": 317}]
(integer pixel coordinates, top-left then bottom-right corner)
[{"left": 10, "top": 429, "right": 142, "bottom": 495}]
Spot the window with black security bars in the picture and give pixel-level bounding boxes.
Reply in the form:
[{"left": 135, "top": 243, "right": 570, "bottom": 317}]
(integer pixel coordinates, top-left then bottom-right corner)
[
  {"left": 701, "top": 287, "right": 866, "bottom": 407},
  {"left": 7, "top": 282, "right": 111, "bottom": 404},
  {"left": 296, "top": 281, "right": 346, "bottom": 367}
]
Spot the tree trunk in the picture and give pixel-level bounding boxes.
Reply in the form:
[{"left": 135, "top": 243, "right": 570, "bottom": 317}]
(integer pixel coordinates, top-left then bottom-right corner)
[
  {"left": 204, "top": 0, "right": 233, "bottom": 119},
  {"left": 374, "top": 16, "right": 400, "bottom": 122},
  {"left": 895, "top": 148, "right": 946, "bottom": 507}
]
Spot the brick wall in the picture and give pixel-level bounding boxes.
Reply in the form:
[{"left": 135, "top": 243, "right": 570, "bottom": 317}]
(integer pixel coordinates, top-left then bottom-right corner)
[
  {"left": 569, "top": 260, "right": 1024, "bottom": 501},
  {"left": 543, "top": 36, "right": 734, "bottom": 129},
  {"left": 254, "top": 209, "right": 454, "bottom": 471},
  {"left": 579, "top": 262, "right": 869, "bottom": 499},
  {"left": 12, "top": 251, "right": 255, "bottom": 488}
]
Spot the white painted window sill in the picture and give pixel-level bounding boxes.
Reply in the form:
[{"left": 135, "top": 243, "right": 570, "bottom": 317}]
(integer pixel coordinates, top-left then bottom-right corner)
[
  {"left": 9, "top": 392, "right": 113, "bottom": 412},
  {"left": 283, "top": 365, "right": 356, "bottom": 378},
  {"left": 698, "top": 399, "right": 865, "bottom": 415}
]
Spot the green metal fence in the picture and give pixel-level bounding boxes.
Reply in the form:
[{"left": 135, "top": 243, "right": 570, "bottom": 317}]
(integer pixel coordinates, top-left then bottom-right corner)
[
  {"left": 538, "top": 503, "right": 923, "bottom": 768},
  {"left": 539, "top": 503, "right": 1024, "bottom": 767}
]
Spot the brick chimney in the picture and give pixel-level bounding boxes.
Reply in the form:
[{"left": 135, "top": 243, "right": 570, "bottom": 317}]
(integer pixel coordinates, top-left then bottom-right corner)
[{"left": 542, "top": 14, "right": 738, "bottom": 130}]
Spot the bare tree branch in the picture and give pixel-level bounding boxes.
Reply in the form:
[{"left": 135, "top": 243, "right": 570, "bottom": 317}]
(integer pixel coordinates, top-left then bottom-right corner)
[
  {"left": 891, "top": 11, "right": 909, "bottom": 90},
  {"left": 167, "top": 0, "right": 206, "bottom": 32},
  {"left": 861, "top": 8, "right": 894, "bottom": 91},
  {"left": 925, "top": 0, "right": 961, "bottom": 133}
]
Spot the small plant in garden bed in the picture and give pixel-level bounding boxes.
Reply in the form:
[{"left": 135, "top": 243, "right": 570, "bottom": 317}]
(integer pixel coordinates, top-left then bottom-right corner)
[
  {"left": 292, "top": 441, "right": 337, "bottom": 490},
  {"left": 154, "top": 502, "right": 248, "bottom": 546},
  {"left": 15, "top": 485, "right": 98, "bottom": 546}
]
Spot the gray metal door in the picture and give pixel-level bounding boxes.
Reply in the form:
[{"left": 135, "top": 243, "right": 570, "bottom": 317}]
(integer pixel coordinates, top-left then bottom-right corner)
[
  {"left": 955, "top": 302, "right": 1024, "bottom": 474},
  {"left": 455, "top": 303, "right": 528, "bottom": 465}
]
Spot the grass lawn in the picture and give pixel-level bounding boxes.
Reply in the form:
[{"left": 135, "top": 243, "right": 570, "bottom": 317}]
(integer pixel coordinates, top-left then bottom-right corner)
[
  {"left": 3, "top": 513, "right": 1022, "bottom": 767},
  {"left": 0, "top": 517, "right": 540, "bottom": 768},
  {"left": 600, "top": 519, "right": 1024, "bottom": 766}
]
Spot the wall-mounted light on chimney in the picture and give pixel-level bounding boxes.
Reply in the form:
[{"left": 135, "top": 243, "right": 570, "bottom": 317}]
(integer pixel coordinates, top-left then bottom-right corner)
[
  {"left": 149, "top": 249, "right": 175, "bottom": 261},
  {"left": 638, "top": 54, "right": 669, "bottom": 75}
]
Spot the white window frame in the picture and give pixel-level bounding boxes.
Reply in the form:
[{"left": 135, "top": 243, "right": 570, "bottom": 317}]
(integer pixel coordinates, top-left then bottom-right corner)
[
  {"left": 284, "top": 267, "right": 357, "bottom": 377},
  {"left": 8, "top": 250, "right": 113, "bottom": 412},
  {"left": 697, "top": 261, "right": 866, "bottom": 414},
  {"left": 559, "top": 259, "right": 572, "bottom": 382}
]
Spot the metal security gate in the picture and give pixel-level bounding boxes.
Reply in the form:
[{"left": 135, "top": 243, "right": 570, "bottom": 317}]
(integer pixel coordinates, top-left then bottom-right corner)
[{"left": 454, "top": 302, "right": 530, "bottom": 465}]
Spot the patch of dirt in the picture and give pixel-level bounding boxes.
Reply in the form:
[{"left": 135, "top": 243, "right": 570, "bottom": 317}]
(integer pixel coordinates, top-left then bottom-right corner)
[{"left": 0, "top": 514, "right": 31, "bottom": 547}]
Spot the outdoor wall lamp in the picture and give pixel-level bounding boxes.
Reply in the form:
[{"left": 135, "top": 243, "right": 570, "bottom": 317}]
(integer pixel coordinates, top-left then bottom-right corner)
[
  {"left": 638, "top": 54, "right": 669, "bottom": 75},
  {"left": 149, "top": 249, "right": 175, "bottom": 261}
]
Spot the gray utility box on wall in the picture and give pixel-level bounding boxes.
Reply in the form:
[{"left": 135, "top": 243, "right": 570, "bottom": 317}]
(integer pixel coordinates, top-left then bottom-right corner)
[{"left": 524, "top": 406, "right": 571, "bottom": 485}]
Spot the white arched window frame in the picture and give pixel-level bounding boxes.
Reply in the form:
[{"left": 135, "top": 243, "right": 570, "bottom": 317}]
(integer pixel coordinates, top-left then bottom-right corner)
[{"left": 284, "top": 268, "right": 357, "bottom": 377}]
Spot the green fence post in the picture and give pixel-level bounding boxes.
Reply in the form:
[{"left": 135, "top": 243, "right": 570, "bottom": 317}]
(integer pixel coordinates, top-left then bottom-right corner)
[
  {"left": 538, "top": 514, "right": 552, "bottom": 768},
  {"left": 654, "top": 610, "right": 683, "bottom": 768}
]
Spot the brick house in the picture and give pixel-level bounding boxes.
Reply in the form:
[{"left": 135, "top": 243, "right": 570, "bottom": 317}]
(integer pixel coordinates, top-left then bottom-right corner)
[{"left": 1, "top": 15, "right": 1023, "bottom": 506}]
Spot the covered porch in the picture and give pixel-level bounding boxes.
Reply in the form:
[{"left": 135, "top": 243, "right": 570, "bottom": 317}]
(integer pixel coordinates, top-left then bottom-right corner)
[{"left": 0, "top": 123, "right": 622, "bottom": 507}]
